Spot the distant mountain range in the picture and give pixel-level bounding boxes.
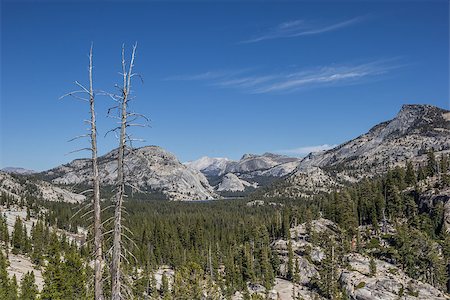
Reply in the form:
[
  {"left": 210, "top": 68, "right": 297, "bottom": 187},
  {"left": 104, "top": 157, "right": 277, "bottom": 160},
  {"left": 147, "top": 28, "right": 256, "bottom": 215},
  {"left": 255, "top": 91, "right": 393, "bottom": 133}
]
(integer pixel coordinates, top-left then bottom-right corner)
[
  {"left": 185, "top": 153, "right": 301, "bottom": 194},
  {"left": 3, "top": 104, "right": 449, "bottom": 201},
  {"left": 1, "top": 167, "right": 36, "bottom": 175}
]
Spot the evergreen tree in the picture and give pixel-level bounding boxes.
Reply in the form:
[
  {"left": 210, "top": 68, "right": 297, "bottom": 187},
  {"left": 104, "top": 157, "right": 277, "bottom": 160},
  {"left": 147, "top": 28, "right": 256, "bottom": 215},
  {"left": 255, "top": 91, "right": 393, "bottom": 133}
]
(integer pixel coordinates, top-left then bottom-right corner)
[
  {"left": 417, "top": 166, "right": 427, "bottom": 181},
  {"left": 31, "top": 220, "right": 45, "bottom": 266},
  {"left": 0, "top": 251, "right": 10, "bottom": 299},
  {"left": 41, "top": 248, "right": 87, "bottom": 300},
  {"left": 405, "top": 161, "right": 417, "bottom": 185},
  {"left": 427, "top": 149, "right": 438, "bottom": 177},
  {"left": 287, "top": 239, "right": 294, "bottom": 280},
  {"left": 173, "top": 262, "right": 203, "bottom": 299},
  {"left": 19, "top": 271, "right": 38, "bottom": 300},
  {"left": 440, "top": 154, "right": 449, "bottom": 173},
  {"left": 161, "top": 273, "right": 171, "bottom": 300},
  {"left": 369, "top": 257, "right": 376, "bottom": 277},
  {"left": 8, "top": 274, "right": 18, "bottom": 300},
  {"left": 11, "top": 217, "right": 24, "bottom": 254},
  {"left": 0, "top": 214, "right": 9, "bottom": 245}
]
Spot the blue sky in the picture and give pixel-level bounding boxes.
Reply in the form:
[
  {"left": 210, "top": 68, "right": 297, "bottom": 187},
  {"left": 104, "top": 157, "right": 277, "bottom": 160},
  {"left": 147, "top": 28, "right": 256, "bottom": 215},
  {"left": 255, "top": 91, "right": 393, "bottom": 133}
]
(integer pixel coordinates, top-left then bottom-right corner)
[{"left": 1, "top": 0, "right": 449, "bottom": 171}]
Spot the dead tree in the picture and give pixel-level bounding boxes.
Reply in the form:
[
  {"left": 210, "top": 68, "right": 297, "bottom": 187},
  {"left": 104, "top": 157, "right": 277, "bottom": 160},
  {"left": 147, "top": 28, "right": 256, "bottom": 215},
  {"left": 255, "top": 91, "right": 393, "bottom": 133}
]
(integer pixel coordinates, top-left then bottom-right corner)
[
  {"left": 89, "top": 45, "right": 105, "bottom": 300},
  {"left": 61, "top": 44, "right": 104, "bottom": 300},
  {"left": 111, "top": 43, "right": 137, "bottom": 300}
]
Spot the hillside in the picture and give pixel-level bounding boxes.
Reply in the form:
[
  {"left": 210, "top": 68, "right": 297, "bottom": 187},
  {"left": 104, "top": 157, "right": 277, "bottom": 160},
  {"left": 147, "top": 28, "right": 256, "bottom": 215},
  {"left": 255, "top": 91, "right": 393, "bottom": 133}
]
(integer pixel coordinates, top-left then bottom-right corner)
[
  {"left": 265, "top": 104, "right": 450, "bottom": 198},
  {"left": 0, "top": 171, "right": 84, "bottom": 203}
]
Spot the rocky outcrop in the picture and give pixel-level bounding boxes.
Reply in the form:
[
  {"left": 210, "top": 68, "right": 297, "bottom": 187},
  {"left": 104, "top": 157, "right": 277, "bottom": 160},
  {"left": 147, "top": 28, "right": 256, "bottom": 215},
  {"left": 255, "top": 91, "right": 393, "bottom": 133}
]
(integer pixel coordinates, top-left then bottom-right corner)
[
  {"left": 43, "top": 146, "right": 218, "bottom": 201},
  {"left": 0, "top": 171, "right": 85, "bottom": 203},
  {"left": 272, "top": 217, "right": 450, "bottom": 300},
  {"left": 417, "top": 183, "right": 450, "bottom": 232},
  {"left": 341, "top": 253, "right": 449, "bottom": 300},
  {"left": 217, "top": 173, "right": 257, "bottom": 192}
]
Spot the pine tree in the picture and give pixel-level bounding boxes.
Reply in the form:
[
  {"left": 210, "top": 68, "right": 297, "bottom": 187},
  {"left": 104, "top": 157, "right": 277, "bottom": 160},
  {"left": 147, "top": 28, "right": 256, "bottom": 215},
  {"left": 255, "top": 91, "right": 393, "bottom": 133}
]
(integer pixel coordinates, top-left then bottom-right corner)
[
  {"left": 0, "top": 251, "right": 10, "bottom": 299},
  {"left": 0, "top": 214, "right": 9, "bottom": 245},
  {"left": 11, "top": 217, "right": 24, "bottom": 254},
  {"left": 405, "top": 161, "right": 417, "bottom": 185},
  {"left": 440, "top": 154, "right": 449, "bottom": 173},
  {"left": 31, "top": 220, "right": 45, "bottom": 266},
  {"left": 385, "top": 175, "right": 403, "bottom": 219},
  {"left": 41, "top": 248, "right": 87, "bottom": 300},
  {"left": 369, "top": 257, "right": 376, "bottom": 277},
  {"left": 417, "top": 166, "right": 427, "bottom": 181},
  {"left": 19, "top": 271, "right": 38, "bottom": 300},
  {"left": 161, "top": 273, "right": 171, "bottom": 300},
  {"left": 287, "top": 239, "right": 294, "bottom": 280},
  {"left": 8, "top": 274, "right": 18, "bottom": 300},
  {"left": 427, "top": 149, "right": 438, "bottom": 177}
]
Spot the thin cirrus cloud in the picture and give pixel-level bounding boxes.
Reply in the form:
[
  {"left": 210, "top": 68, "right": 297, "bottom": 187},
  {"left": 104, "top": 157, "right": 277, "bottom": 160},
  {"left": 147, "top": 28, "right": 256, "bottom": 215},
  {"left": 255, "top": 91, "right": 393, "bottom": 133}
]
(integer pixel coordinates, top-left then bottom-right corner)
[
  {"left": 167, "top": 59, "right": 404, "bottom": 94},
  {"left": 240, "top": 16, "right": 367, "bottom": 44},
  {"left": 276, "top": 144, "right": 338, "bottom": 156}
]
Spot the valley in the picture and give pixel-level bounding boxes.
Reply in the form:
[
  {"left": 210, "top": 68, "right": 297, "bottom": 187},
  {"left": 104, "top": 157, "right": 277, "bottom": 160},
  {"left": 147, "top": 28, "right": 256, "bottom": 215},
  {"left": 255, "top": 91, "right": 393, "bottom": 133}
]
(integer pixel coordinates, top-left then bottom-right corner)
[{"left": 0, "top": 104, "right": 449, "bottom": 299}]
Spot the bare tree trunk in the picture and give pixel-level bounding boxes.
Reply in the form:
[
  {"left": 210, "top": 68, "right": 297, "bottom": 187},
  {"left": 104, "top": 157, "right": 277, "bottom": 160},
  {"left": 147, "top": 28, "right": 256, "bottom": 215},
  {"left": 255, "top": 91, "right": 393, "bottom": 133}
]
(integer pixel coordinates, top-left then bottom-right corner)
[
  {"left": 111, "top": 44, "right": 137, "bottom": 300},
  {"left": 89, "top": 45, "right": 104, "bottom": 300}
]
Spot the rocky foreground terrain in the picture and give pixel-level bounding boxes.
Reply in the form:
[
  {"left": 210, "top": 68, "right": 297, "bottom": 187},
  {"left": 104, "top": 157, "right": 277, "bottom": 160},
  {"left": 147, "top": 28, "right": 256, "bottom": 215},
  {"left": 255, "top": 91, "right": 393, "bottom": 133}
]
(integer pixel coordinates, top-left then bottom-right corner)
[{"left": 228, "top": 216, "right": 449, "bottom": 300}]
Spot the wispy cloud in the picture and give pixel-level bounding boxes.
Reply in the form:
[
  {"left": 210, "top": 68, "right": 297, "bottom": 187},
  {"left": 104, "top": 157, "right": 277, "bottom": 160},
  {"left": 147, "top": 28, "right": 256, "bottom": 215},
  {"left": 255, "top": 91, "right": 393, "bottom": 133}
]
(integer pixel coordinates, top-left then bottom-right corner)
[
  {"left": 164, "top": 69, "right": 252, "bottom": 81},
  {"left": 167, "top": 59, "right": 404, "bottom": 94},
  {"left": 241, "top": 16, "right": 366, "bottom": 44},
  {"left": 276, "top": 144, "right": 338, "bottom": 156}
]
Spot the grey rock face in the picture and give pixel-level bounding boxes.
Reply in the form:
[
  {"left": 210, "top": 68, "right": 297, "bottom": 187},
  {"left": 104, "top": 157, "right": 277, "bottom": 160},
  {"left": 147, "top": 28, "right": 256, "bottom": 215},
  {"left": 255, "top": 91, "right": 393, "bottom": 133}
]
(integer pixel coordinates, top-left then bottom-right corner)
[
  {"left": 341, "top": 253, "right": 449, "bottom": 300},
  {"left": 217, "top": 173, "right": 256, "bottom": 192},
  {"left": 418, "top": 185, "right": 450, "bottom": 232},
  {"left": 0, "top": 171, "right": 85, "bottom": 203},
  {"left": 226, "top": 153, "right": 299, "bottom": 174},
  {"left": 43, "top": 146, "right": 218, "bottom": 201},
  {"left": 301, "top": 104, "right": 450, "bottom": 172}
]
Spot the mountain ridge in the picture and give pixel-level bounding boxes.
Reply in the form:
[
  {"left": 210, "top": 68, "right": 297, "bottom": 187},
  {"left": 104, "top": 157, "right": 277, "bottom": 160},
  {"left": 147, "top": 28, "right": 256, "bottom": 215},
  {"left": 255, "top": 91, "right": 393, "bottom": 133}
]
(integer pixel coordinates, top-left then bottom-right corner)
[{"left": 264, "top": 104, "right": 450, "bottom": 198}]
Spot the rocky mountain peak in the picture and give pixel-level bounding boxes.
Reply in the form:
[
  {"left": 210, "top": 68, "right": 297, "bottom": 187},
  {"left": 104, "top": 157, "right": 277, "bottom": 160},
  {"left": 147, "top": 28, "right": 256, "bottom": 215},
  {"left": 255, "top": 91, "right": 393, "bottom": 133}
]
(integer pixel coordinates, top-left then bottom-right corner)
[
  {"left": 43, "top": 145, "right": 218, "bottom": 201},
  {"left": 261, "top": 152, "right": 284, "bottom": 159},
  {"left": 268, "top": 104, "right": 450, "bottom": 199},
  {"left": 388, "top": 104, "right": 448, "bottom": 134},
  {"left": 241, "top": 153, "right": 257, "bottom": 160}
]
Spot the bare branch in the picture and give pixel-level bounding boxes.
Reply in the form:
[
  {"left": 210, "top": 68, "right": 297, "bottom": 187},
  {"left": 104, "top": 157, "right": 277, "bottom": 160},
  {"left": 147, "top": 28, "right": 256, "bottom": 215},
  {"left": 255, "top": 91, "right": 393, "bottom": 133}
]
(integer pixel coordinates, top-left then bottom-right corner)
[
  {"left": 67, "top": 134, "right": 91, "bottom": 142},
  {"left": 65, "top": 148, "right": 91, "bottom": 155},
  {"left": 75, "top": 80, "right": 91, "bottom": 95}
]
